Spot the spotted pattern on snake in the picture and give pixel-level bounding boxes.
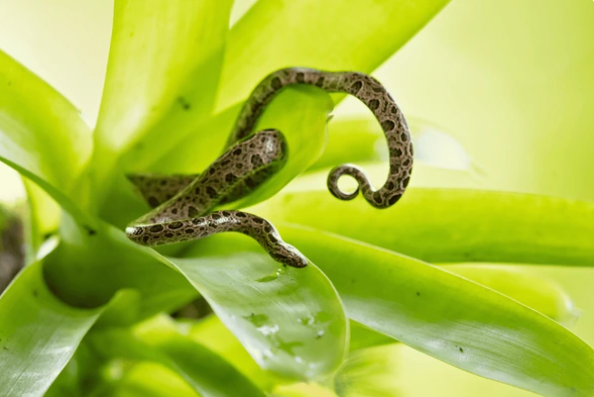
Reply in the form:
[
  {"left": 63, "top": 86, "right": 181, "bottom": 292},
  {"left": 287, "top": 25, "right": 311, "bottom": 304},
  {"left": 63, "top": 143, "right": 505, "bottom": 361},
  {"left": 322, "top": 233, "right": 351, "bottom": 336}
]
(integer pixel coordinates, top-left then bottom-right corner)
[
  {"left": 228, "top": 67, "right": 413, "bottom": 208},
  {"left": 126, "top": 68, "right": 413, "bottom": 268},
  {"left": 125, "top": 130, "right": 309, "bottom": 267}
]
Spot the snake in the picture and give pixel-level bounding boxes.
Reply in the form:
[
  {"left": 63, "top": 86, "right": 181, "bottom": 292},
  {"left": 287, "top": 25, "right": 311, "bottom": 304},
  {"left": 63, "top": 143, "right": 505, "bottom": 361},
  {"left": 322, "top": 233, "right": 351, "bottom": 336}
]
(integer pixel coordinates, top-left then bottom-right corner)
[{"left": 126, "top": 67, "right": 413, "bottom": 268}]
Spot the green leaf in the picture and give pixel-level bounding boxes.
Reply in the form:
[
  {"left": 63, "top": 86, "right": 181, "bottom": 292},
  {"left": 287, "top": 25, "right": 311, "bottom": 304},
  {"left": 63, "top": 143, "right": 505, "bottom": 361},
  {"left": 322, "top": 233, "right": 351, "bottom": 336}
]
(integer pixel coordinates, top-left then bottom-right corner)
[
  {"left": 96, "top": 362, "right": 201, "bottom": 397},
  {"left": 89, "top": 321, "right": 266, "bottom": 397},
  {"left": 45, "top": 212, "right": 347, "bottom": 380},
  {"left": 44, "top": 213, "right": 196, "bottom": 313},
  {"left": 0, "top": 261, "right": 102, "bottom": 397},
  {"left": 188, "top": 315, "right": 274, "bottom": 390},
  {"left": 448, "top": 264, "right": 579, "bottom": 327},
  {"left": 174, "top": 234, "right": 348, "bottom": 380},
  {"left": 217, "top": 0, "right": 451, "bottom": 111},
  {"left": 94, "top": 0, "right": 232, "bottom": 161},
  {"left": 276, "top": 225, "right": 594, "bottom": 397},
  {"left": 91, "top": 0, "right": 233, "bottom": 209},
  {"left": 255, "top": 189, "right": 594, "bottom": 266},
  {"left": 0, "top": 49, "right": 91, "bottom": 197}
]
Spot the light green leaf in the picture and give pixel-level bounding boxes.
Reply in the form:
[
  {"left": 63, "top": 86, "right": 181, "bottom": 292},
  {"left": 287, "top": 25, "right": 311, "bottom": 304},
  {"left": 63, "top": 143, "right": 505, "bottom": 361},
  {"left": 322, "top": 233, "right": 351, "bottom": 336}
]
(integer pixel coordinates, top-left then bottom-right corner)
[
  {"left": 44, "top": 213, "right": 196, "bottom": 314},
  {"left": 448, "top": 264, "right": 579, "bottom": 327},
  {"left": 0, "top": 261, "right": 101, "bottom": 397},
  {"left": 89, "top": 321, "right": 266, "bottom": 397},
  {"left": 349, "top": 264, "right": 579, "bottom": 351},
  {"left": 22, "top": 178, "right": 61, "bottom": 254},
  {"left": 45, "top": 212, "right": 347, "bottom": 381},
  {"left": 91, "top": 0, "right": 233, "bottom": 209},
  {"left": 98, "top": 362, "right": 201, "bottom": 397},
  {"left": 217, "top": 0, "right": 451, "bottom": 111},
  {"left": 387, "top": 343, "right": 539, "bottom": 397},
  {"left": 188, "top": 315, "right": 274, "bottom": 390},
  {"left": 94, "top": 0, "right": 232, "bottom": 161},
  {"left": 256, "top": 189, "right": 594, "bottom": 266},
  {"left": 277, "top": 225, "right": 594, "bottom": 397},
  {"left": 174, "top": 234, "right": 348, "bottom": 380},
  {"left": 0, "top": 49, "right": 91, "bottom": 197}
]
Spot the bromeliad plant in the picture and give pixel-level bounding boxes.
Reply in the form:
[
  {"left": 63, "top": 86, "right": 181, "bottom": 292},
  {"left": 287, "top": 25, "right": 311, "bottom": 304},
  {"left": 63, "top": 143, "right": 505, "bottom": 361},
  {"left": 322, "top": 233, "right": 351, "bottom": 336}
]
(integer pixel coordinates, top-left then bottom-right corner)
[{"left": 1, "top": 1, "right": 594, "bottom": 397}]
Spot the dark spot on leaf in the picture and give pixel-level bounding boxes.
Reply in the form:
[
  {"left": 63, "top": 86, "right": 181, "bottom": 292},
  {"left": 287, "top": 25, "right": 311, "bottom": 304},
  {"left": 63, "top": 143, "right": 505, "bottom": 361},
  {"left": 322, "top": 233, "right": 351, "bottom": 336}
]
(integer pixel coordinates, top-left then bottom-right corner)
[{"left": 178, "top": 97, "right": 191, "bottom": 110}]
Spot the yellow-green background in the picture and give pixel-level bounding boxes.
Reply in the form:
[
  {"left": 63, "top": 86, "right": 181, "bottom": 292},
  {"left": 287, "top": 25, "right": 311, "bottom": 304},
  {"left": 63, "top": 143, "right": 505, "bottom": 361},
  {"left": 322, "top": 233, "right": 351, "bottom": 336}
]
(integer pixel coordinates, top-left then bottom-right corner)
[{"left": 1, "top": 0, "right": 593, "bottom": 395}]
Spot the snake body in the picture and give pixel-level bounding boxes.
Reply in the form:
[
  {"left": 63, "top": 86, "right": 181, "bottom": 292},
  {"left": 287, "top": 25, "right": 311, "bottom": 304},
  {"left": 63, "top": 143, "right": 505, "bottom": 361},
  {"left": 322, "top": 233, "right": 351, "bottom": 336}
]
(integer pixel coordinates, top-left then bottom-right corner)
[{"left": 126, "top": 68, "right": 413, "bottom": 268}]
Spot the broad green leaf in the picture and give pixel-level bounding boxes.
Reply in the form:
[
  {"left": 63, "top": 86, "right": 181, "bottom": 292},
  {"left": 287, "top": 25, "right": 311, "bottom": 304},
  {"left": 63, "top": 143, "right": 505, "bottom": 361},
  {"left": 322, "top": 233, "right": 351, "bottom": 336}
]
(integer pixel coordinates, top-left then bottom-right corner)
[
  {"left": 151, "top": 86, "right": 333, "bottom": 209},
  {"left": 100, "top": 362, "right": 200, "bottom": 397},
  {"left": 118, "top": 1, "right": 234, "bottom": 172},
  {"left": 174, "top": 234, "right": 348, "bottom": 380},
  {"left": 89, "top": 322, "right": 266, "bottom": 397},
  {"left": 0, "top": 261, "right": 101, "bottom": 397},
  {"left": 188, "top": 315, "right": 274, "bottom": 390},
  {"left": 386, "top": 343, "right": 539, "bottom": 397},
  {"left": 256, "top": 189, "right": 594, "bottom": 266},
  {"left": 349, "top": 264, "right": 579, "bottom": 351},
  {"left": 94, "top": 0, "right": 232, "bottom": 161},
  {"left": 272, "top": 383, "right": 338, "bottom": 397},
  {"left": 217, "top": 0, "right": 451, "bottom": 111},
  {"left": 0, "top": 49, "right": 91, "bottom": 196},
  {"left": 277, "top": 225, "right": 594, "bottom": 397},
  {"left": 22, "top": 178, "right": 61, "bottom": 254},
  {"left": 45, "top": 211, "right": 347, "bottom": 380},
  {"left": 91, "top": 0, "right": 233, "bottom": 208},
  {"left": 44, "top": 213, "right": 196, "bottom": 313},
  {"left": 448, "top": 264, "right": 579, "bottom": 327},
  {"left": 333, "top": 344, "right": 400, "bottom": 397}
]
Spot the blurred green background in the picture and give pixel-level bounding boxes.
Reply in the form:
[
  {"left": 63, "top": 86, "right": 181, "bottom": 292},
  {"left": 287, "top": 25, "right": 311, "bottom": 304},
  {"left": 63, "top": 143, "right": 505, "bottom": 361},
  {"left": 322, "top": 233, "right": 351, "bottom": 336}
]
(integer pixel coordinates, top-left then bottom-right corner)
[{"left": 1, "top": 0, "right": 593, "bottom": 395}]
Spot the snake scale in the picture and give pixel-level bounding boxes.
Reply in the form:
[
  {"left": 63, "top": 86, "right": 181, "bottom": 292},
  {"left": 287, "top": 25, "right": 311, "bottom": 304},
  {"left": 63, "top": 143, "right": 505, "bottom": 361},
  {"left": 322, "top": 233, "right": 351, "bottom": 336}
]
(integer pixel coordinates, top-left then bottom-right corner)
[{"left": 126, "top": 68, "right": 413, "bottom": 268}]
